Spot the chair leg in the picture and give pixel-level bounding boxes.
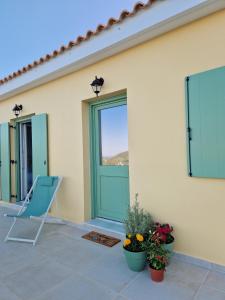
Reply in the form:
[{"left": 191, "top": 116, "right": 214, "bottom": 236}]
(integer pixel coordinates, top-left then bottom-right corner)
[
  {"left": 33, "top": 218, "right": 46, "bottom": 246},
  {"left": 4, "top": 217, "right": 17, "bottom": 242},
  {"left": 5, "top": 217, "right": 45, "bottom": 246}
]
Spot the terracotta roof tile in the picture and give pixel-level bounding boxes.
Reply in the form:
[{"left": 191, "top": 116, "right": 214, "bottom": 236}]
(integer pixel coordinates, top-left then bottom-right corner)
[
  {"left": 68, "top": 41, "right": 75, "bottom": 48},
  {"left": 45, "top": 54, "right": 50, "bottom": 59},
  {"left": 0, "top": 0, "right": 155, "bottom": 86},
  {"left": 133, "top": 2, "right": 146, "bottom": 12},
  {"left": 96, "top": 24, "right": 105, "bottom": 32},
  {"left": 119, "top": 10, "right": 130, "bottom": 20},
  {"left": 107, "top": 18, "right": 117, "bottom": 26},
  {"left": 59, "top": 46, "right": 65, "bottom": 53}
]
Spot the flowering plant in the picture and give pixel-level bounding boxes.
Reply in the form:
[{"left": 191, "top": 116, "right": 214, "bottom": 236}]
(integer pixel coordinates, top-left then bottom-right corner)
[
  {"left": 153, "top": 223, "right": 174, "bottom": 244},
  {"left": 123, "top": 233, "right": 145, "bottom": 252},
  {"left": 147, "top": 242, "right": 168, "bottom": 270},
  {"left": 123, "top": 193, "right": 153, "bottom": 252},
  {"left": 144, "top": 229, "right": 169, "bottom": 270}
]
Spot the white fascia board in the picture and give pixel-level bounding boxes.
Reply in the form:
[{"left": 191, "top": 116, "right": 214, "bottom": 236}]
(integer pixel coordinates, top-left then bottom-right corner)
[{"left": 0, "top": 0, "right": 225, "bottom": 101}]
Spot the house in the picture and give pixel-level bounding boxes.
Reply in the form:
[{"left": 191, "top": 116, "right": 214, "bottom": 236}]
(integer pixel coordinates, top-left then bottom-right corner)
[{"left": 1, "top": 0, "right": 225, "bottom": 268}]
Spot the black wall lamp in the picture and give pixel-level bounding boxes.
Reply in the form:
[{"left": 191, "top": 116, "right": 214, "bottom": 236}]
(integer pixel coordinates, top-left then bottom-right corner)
[
  {"left": 90, "top": 76, "right": 104, "bottom": 96},
  {"left": 12, "top": 104, "right": 23, "bottom": 117}
]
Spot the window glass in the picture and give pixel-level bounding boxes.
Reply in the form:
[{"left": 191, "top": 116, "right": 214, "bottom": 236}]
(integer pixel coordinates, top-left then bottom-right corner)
[{"left": 100, "top": 105, "right": 128, "bottom": 166}]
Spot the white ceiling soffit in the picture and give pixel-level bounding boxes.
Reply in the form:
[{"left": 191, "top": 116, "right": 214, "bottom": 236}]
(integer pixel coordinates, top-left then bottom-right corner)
[{"left": 0, "top": 0, "right": 225, "bottom": 100}]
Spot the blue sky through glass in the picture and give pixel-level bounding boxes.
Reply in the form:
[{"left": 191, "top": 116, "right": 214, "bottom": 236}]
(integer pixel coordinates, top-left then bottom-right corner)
[{"left": 100, "top": 105, "right": 128, "bottom": 158}]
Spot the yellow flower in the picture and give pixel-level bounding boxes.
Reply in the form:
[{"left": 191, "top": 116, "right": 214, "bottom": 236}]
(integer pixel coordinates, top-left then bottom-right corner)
[
  {"left": 124, "top": 239, "right": 131, "bottom": 247},
  {"left": 136, "top": 233, "right": 144, "bottom": 242},
  {"left": 128, "top": 234, "right": 132, "bottom": 238}
]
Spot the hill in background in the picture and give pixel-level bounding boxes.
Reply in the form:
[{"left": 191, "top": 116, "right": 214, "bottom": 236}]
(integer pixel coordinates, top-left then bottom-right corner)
[{"left": 102, "top": 151, "right": 128, "bottom": 166}]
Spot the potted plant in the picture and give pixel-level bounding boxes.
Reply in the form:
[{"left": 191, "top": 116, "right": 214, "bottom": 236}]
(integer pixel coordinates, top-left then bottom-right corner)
[
  {"left": 123, "top": 193, "right": 153, "bottom": 272},
  {"left": 153, "top": 223, "right": 175, "bottom": 257},
  {"left": 145, "top": 230, "right": 169, "bottom": 282}
]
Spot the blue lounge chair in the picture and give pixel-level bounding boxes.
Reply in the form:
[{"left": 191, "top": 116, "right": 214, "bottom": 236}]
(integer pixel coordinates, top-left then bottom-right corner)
[{"left": 4, "top": 176, "right": 62, "bottom": 246}]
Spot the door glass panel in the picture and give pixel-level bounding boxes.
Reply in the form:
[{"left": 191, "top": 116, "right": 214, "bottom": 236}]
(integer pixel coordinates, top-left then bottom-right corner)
[
  {"left": 20, "top": 121, "right": 33, "bottom": 201},
  {"left": 100, "top": 104, "right": 129, "bottom": 166}
]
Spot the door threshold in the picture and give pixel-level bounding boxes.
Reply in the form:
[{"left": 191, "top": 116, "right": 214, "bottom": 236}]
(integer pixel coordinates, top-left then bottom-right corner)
[{"left": 86, "top": 218, "right": 125, "bottom": 235}]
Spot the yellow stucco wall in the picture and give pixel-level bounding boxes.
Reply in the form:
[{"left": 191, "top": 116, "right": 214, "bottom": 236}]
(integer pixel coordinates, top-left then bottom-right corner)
[{"left": 1, "top": 9, "right": 225, "bottom": 265}]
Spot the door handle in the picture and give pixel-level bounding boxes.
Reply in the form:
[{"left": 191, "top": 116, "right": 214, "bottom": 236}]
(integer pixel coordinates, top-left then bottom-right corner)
[{"left": 44, "top": 160, "right": 47, "bottom": 165}]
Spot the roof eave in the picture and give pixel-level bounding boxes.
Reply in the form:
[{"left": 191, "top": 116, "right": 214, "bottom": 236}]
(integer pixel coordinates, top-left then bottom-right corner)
[{"left": 0, "top": 0, "right": 224, "bottom": 101}]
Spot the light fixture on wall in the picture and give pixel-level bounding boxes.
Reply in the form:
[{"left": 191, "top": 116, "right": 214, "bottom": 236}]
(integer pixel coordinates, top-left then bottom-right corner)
[
  {"left": 12, "top": 104, "right": 23, "bottom": 117},
  {"left": 90, "top": 76, "right": 104, "bottom": 96}
]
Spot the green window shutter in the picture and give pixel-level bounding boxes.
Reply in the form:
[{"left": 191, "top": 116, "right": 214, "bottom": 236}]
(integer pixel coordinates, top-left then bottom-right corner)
[
  {"left": 186, "top": 67, "right": 225, "bottom": 178},
  {"left": 0, "top": 123, "right": 11, "bottom": 201},
  {"left": 32, "top": 114, "right": 48, "bottom": 180}
]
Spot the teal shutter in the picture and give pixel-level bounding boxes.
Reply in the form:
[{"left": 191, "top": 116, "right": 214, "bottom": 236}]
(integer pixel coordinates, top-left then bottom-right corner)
[
  {"left": 32, "top": 114, "right": 48, "bottom": 180},
  {"left": 0, "top": 123, "right": 11, "bottom": 201},
  {"left": 186, "top": 67, "right": 225, "bottom": 178}
]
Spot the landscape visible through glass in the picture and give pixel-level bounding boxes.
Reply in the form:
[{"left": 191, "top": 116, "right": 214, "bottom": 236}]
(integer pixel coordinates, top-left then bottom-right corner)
[{"left": 100, "top": 104, "right": 128, "bottom": 166}]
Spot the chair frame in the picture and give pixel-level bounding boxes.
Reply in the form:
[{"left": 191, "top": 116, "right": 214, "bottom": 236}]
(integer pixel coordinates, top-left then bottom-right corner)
[{"left": 4, "top": 176, "right": 63, "bottom": 246}]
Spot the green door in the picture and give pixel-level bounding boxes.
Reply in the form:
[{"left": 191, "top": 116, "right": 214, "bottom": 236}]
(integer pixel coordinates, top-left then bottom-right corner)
[
  {"left": 31, "top": 114, "right": 48, "bottom": 179},
  {"left": 91, "top": 96, "right": 129, "bottom": 222},
  {"left": 0, "top": 123, "right": 11, "bottom": 201}
]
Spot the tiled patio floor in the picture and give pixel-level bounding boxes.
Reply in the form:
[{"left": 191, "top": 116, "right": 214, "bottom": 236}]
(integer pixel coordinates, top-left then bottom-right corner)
[{"left": 0, "top": 205, "right": 225, "bottom": 300}]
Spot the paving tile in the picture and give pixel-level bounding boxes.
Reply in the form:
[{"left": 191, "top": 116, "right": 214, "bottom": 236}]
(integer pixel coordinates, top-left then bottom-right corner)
[
  {"left": 168, "top": 258, "right": 209, "bottom": 284},
  {"left": 55, "top": 223, "right": 90, "bottom": 238},
  {"left": 0, "top": 281, "right": 22, "bottom": 300},
  {"left": 34, "top": 274, "right": 116, "bottom": 300},
  {"left": 3, "top": 258, "right": 72, "bottom": 300},
  {"left": 5, "top": 221, "right": 44, "bottom": 241},
  {"left": 0, "top": 227, "right": 10, "bottom": 238},
  {"left": 0, "top": 238, "right": 31, "bottom": 255},
  {"left": 204, "top": 271, "right": 225, "bottom": 292},
  {"left": 35, "top": 231, "right": 80, "bottom": 256},
  {"left": 5, "top": 219, "right": 62, "bottom": 239},
  {"left": 0, "top": 245, "right": 47, "bottom": 279},
  {"left": 52, "top": 231, "right": 123, "bottom": 271},
  {"left": 0, "top": 216, "right": 16, "bottom": 229},
  {"left": 212, "top": 263, "right": 225, "bottom": 274},
  {"left": 0, "top": 205, "right": 225, "bottom": 300},
  {"left": 121, "top": 269, "right": 200, "bottom": 300},
  {"left": 0, "top": 207, "right": 63, "bottom": 236},
  {"left": 80, "top": 252, "right": 139, "bottom": 292},
  {"left": 52, "top": 238, "right": 110, "bottom": 273},
  {"left": 114, "top": 295, "right": 130, "bottom": 300},
  {"left": 195, "top": 286, "right": 225, "bottom": 300}
]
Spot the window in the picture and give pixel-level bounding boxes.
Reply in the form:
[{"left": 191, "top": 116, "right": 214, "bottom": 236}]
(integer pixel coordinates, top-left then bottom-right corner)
[{"left": 99, "top": 105, "right": 128, "bottom": 166}]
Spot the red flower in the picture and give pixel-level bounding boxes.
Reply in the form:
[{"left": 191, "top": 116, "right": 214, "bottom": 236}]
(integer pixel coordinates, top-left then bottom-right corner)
[{"left": 154, "top": 223, "right": 173, "bottom": 243}]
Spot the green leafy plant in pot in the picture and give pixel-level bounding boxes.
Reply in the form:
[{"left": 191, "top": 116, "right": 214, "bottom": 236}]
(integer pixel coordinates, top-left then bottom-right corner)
[
  {"left": 153, "top": 223, "right": 175, "bottom": 261},
  {"left": 123, "top": 193, "right": 153, "bottom": 272},
  {"left": 145, "top": 230, "right": 170, "bottom": 282}
]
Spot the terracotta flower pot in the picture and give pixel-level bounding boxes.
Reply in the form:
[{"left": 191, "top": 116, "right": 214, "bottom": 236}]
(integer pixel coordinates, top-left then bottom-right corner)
[
  {"left": 148, "top": 266, "right": 165, "bottom": 282},
  {"left": 123, "top": 248, "right": 146, "bottom": 272}
]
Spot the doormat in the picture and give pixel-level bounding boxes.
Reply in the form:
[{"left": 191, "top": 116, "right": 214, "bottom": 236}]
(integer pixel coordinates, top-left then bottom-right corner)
[{"left": 82, "top": 231, "right": 121, "bottom": 247}]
